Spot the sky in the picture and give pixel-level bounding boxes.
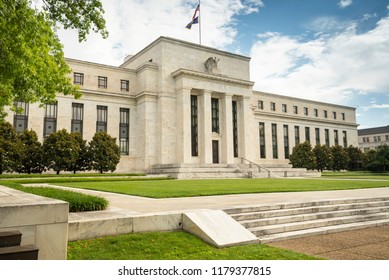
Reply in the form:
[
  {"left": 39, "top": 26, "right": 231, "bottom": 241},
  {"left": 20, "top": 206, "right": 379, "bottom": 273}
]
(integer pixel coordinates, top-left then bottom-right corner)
[{"left": 57, "top": 0, "right": 389, "bottom": 129}]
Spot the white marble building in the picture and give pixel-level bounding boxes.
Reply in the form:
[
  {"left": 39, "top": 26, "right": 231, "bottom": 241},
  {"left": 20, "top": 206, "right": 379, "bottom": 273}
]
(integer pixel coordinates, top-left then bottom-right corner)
[{"left": 5, "top": 37, "right": 358, "bottom": 176}]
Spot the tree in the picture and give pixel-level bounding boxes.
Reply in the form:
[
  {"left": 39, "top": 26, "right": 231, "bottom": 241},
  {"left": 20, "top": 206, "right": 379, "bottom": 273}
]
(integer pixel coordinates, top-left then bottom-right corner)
[
  {"left": 89, "top": 131, "right": 120, "bottom": 173},
  {"left": 0, "top": 121, "right": 19, "bottom": 174},
  {"left": 0, "top": 0, "right": 107, "bottom": 119},
  {"left": 43, "top": 129, "right": 79, "bottom": 175},
  {"left": 330, "top": 145, "right": 350, "bottom": 171},
  {"left": 367, "top": 145, "right": 389, "bottom": 172},
  {"left": 289, "top": 142, "right": 316, "bottom": 170},
  {"left": 346, "top": 145, "right": 364, "bottom": 171},
  {"left": 16, "top": 130, "right": 45, "bottom": 174},
  {"left": 313, "top": 145, "right": 333, "bottom": 172},
  {"left": 67, "top": 132, "right": 92, "bottom": 174}
]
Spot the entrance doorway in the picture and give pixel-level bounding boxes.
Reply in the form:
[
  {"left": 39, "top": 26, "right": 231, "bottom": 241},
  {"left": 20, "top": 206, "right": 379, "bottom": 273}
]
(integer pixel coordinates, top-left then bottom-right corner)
[{"left": 212, "top": 140, "right": 219, "bottom": 164}]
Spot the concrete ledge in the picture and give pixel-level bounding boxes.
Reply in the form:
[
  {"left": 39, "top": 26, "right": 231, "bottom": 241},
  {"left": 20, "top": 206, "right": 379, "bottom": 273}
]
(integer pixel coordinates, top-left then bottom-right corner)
[
  {"left": 0, "top": 186, "right": 69, "bottom": 260},
  {"left": 183, "top": 210, "right": 258, "bottom": 248}
]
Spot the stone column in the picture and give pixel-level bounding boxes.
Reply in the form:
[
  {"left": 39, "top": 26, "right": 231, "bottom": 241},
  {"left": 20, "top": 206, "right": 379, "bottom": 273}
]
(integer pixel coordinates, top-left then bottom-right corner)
[
  {"left": 176, "top": 87, "right": 192, "bottom": 164},
  {"left": 199, "top": 90, "right": 212, "bottom": 164},
  {"left": 238, "top": 96, "right": 252, "bottom": 161},
  {"left": 220, "top": 94, "right": 234, "bottom": 164}
]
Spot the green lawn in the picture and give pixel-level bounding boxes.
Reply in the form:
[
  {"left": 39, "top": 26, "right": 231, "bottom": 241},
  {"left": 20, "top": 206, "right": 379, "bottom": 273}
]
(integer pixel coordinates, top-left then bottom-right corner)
[
  {"left": 67, "top": 231, "right": 320, "bottom": 260},
  {"left": 58, "top": 178, "right": 389, "bottom": 198},
  {"left": 322, "top": 171, "right": 389, "bottom": 180}
]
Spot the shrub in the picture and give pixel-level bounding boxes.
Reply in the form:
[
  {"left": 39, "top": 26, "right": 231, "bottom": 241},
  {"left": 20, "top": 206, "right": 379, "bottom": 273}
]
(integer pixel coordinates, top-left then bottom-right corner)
[
  {"left": 330, "top": 145, "right": 350, "bottom": 171},
  {"left": 289, "top": 142, "right": 316, "bottom": 170},
  {"left": 16, "top": 129, "right": 45, "bottom": 174},
  {"left": 89, "top": 131, "right": 120, "bottom": 173}
]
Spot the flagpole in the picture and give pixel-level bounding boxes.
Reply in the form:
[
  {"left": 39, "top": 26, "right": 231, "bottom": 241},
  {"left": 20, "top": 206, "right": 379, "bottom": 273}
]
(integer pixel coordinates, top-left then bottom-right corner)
[{"left": 199, "top": 0, "right": 202, "bottom": 45}]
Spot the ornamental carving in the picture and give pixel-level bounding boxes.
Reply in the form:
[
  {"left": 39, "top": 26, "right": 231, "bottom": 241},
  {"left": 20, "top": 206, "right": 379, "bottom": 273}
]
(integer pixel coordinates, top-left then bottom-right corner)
[{"left": 204, "top": 57, "right": 220, "bottom": 74}]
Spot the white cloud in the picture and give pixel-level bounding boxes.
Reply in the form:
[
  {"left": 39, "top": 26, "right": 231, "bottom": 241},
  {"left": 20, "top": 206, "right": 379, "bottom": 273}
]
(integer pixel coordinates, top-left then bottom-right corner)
[
  {"left": 338, "top": 0, "right": 353, "bottom": 9},
  {"left": 57, "top": 0, "right": 264, "bottom": 65},
  {"left": 249, "top": 14, "right": 389, "bottom": 104}
]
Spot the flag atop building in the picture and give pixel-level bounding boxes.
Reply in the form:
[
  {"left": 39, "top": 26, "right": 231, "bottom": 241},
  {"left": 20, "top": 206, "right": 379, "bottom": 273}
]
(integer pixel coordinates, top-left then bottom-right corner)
[{"left": 186, "top": 3, "right": 200, "bottom": 29}]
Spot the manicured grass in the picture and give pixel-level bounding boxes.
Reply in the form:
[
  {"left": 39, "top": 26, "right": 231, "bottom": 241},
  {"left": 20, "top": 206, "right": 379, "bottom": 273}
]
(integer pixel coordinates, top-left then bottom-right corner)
[
  {"left": 0, "top": 173, "right": 146, "bottom": 179},
  {"left": 58, "top": 178, "right": 389, "bottom": 198},
  {"left": 67, "top": 231, "right": 320, "bottom": 260},
  {"left": 322, "top": 171, "right": 389, "bottom": 180}
]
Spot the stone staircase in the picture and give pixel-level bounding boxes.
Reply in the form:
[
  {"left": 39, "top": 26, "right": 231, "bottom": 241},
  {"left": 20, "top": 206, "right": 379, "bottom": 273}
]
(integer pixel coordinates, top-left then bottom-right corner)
[
  {"left": 224, "top": 197, "right": 389, "bottom": 243},
  {"left": 150, "top": 162, "right": 320, "bottom": 179},
  {"left": 0, "top": 231, "right": 39, "bottom": 260}
]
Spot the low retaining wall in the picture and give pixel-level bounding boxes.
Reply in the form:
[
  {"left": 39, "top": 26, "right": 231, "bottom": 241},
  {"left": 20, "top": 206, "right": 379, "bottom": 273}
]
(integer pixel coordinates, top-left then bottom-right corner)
[{"left": 0, "top": 186, "right": 69, "bottom": 260}]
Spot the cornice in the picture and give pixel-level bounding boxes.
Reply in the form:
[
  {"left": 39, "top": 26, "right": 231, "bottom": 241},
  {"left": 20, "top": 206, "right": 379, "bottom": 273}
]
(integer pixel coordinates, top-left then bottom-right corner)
[{"left": 171, "top": 68, "right": 254, "bottom": 87}]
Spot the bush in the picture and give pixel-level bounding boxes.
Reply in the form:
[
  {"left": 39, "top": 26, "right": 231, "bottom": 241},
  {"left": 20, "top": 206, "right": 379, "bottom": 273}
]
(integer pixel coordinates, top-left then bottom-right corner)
[
  {"left": 289, "top": 142, "right": 316, "bottom": 170},
  {"left": 4, "top": 182, "right": 108, "bottom": 212},
  {"left": 89, "top": 131, "right": 120, "bottom": 173}
]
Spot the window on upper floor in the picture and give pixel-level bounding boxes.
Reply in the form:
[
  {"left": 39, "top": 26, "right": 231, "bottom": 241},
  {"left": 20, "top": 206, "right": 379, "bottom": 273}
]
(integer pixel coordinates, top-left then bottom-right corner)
[
  {"left": 282, "top": 104, "right": 287, "bottom": 113},
  {"left": 293, "top": 105, "right": 298, "bottom": 114},
  {"left": 258, "top": 100, "right": 264, "bottom": 109},
  {"left": 121, "top": 80, "right": 129, "bottom": 92},
  {"left": 98, "top": 76, "right": 108, "bottom": 89},
  {"left": 333, "top": 111, "right": 337, "bottom": 119},
  {"left": 314, "top": 109, "right": 318, "bottom": 117},
  {"left": 304, "top": 107, "right": 308, "bottom": 116},
  {"left": 324, "top": 110, "right": 328, "bottom": 118},
  {"left": 270, "top": 102, "right": 276, "bottom": 111},
  {"left": 341, "top": 113, "right": 345, "bottom": 121},
  {"left": 73, "top": 72, "right": 84, "bottom": 85}
]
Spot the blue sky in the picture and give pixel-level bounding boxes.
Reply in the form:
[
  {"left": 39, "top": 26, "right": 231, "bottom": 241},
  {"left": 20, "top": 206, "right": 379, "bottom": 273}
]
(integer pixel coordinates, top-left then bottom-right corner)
[{"left": 58, "top": 0, "right": 389, "bottom": 129}]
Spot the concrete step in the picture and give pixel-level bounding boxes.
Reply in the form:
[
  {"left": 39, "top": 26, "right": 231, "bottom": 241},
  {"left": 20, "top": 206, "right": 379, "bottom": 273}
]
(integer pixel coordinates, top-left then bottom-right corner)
[
  {"left": 0, "top": 244, "right": 39, "bottom": 260},
  {"left": 241, "top": 205, "right": 389, "bottom": 228},
  {"left": 259, "top": 219, "right": 389, "bottom": 243},
  {"left": 0, "top": 231, "right": 22, "bottom": 248},
  {"left": 251, "top": 213, "right": 389, "bottom": 236},
  {"left": 224, "top": 197, "right": 389, "bottom": 215},
  {"left": 231, "top": 200, "right": 389, "bottom": 221},
  {"left": 225, "top": 196, "right": 389, "bottom": 243}
]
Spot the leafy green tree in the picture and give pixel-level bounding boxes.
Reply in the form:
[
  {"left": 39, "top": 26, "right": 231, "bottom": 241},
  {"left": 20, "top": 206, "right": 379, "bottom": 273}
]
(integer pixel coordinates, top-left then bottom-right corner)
[
  {"left": 289, "top": 142, "right": 317, "bottom": 170},
  {"left": 0, "top": 0, "right": 107, "bottom": 119},
  {"left": 0, "top": 122, "right": 19, "bottom": 174},
  {"left": 89, "top": 131, "right": 120, "bottom": 174},
  {"left": 367, "top": 145, "right": 389, "bottom": 172},
  {"left": 346, "top": 145, "right": 364, "bottom": 171},
  {"left": 313, "top": 145, "right": 333, "bottom": 172},
  {"left": 16, "top": 130, "right": 45, "bottom": 174},
  {"left": 67, "top": 132, "right": 92, "bottom": 174},
  {"left": 43, "top": 129, "right": 79, "bottom": 175},
  {"left": 330, "top": 145, "right": 350, "bottom": 171}
]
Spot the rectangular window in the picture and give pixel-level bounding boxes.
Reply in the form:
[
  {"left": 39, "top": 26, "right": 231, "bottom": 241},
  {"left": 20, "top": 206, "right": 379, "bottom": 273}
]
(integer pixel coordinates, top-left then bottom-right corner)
[
  {"left": 119, "top": 108, "right": 130, "bottom": 155},
  {"left": 314, "top": 109, "right": 318, "bottom": 117},
  {"left": 294, "top": 126, "right": 300, "bottom": 145},
  {"left": 334, "top": 130, "right": 339, "bottom": 146},
  {"left": 293, "top": 106, "right": 298, "bottom": 114},
  {"left": 304, "top": 107, "right": 308, "bottom": 116},
  {"left": 341, "top": 113, "right": 345, "bottom": 121},
  {"left": 343, "top": 131, "right": 348, "bottom": 147},
  {"left": 71, "top": 103, "right": 84, "bottom": 136},
  {"left": 191, "top": 95, "right": 198, "bottom": 157},
  {"left": 98, "top": 76, "right": 108, "bottom": 89},
  {"left": 121, "top": 80, "right": 129, "bottom": 92},
  {"left": 270, "top": 102, "right": 276, "bottom": 111},
  {"left": 96, "top": 105, "right": 108, "bottom": 132},
  {"left": 73, "top": 72, "right": 84, "bottom": 85},
  {"left": 258, "top": 100, "right": 264, "bottom": 109},
  {"left": 13, "top": 101, "right": 29, "bottom": 132},
  {"left": 211, "top": 98, "right": 219, "bottom": 133},
  {"left": 333, "top": 111, "right": 337, "bottom": 119},
  {"left": 305, "top": 127, "right": 310, "bottom": 143},
  {"left": 324, "top": 110, "right": 328, "bottom": 118},
  {"left": 315, "top": 128, "right": 320, "bottom": 145},
  {"left": 44, "top": 102, "right": 57, "bottom": 138},
  {"left": 325, "top": 129, "right": 330, "bottom": 147},
  {"left": 282, "top": 104, "right": 287, "bottom": 113},
  {"left": 283, "top": 125, "right": 289, "bottom": 159},
  {"left": 366, "top": 137, "right": 370, "bottom": 143},
  {"left": 232, "top": 100, "right": 238, "bottom": 158},
  {"left": 259, "top": 122, "right": 266, "bottom": 159},
  {"left": 272, "top": 123, "right": 278, "bottom": 159}
]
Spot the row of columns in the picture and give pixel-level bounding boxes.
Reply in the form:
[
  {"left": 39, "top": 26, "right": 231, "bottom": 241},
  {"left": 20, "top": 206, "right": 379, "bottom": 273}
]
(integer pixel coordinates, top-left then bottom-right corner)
[{"left": 177, "top": 87, "right": 252, "bottom": 164}]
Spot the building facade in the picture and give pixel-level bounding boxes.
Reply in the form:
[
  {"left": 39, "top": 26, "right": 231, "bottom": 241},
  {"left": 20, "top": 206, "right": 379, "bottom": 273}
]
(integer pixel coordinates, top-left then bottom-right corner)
[
  {"left": 5, "top": 37, "right": 359, "bottom": 174},
  {"left": 358, "top": 126, "right": 389, "bottom": 152}
]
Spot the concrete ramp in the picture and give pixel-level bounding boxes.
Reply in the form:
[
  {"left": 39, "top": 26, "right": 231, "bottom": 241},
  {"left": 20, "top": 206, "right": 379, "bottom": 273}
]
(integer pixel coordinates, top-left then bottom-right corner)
[{"left": 183, "top": 210, "right": 258, "bottom": 248}]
